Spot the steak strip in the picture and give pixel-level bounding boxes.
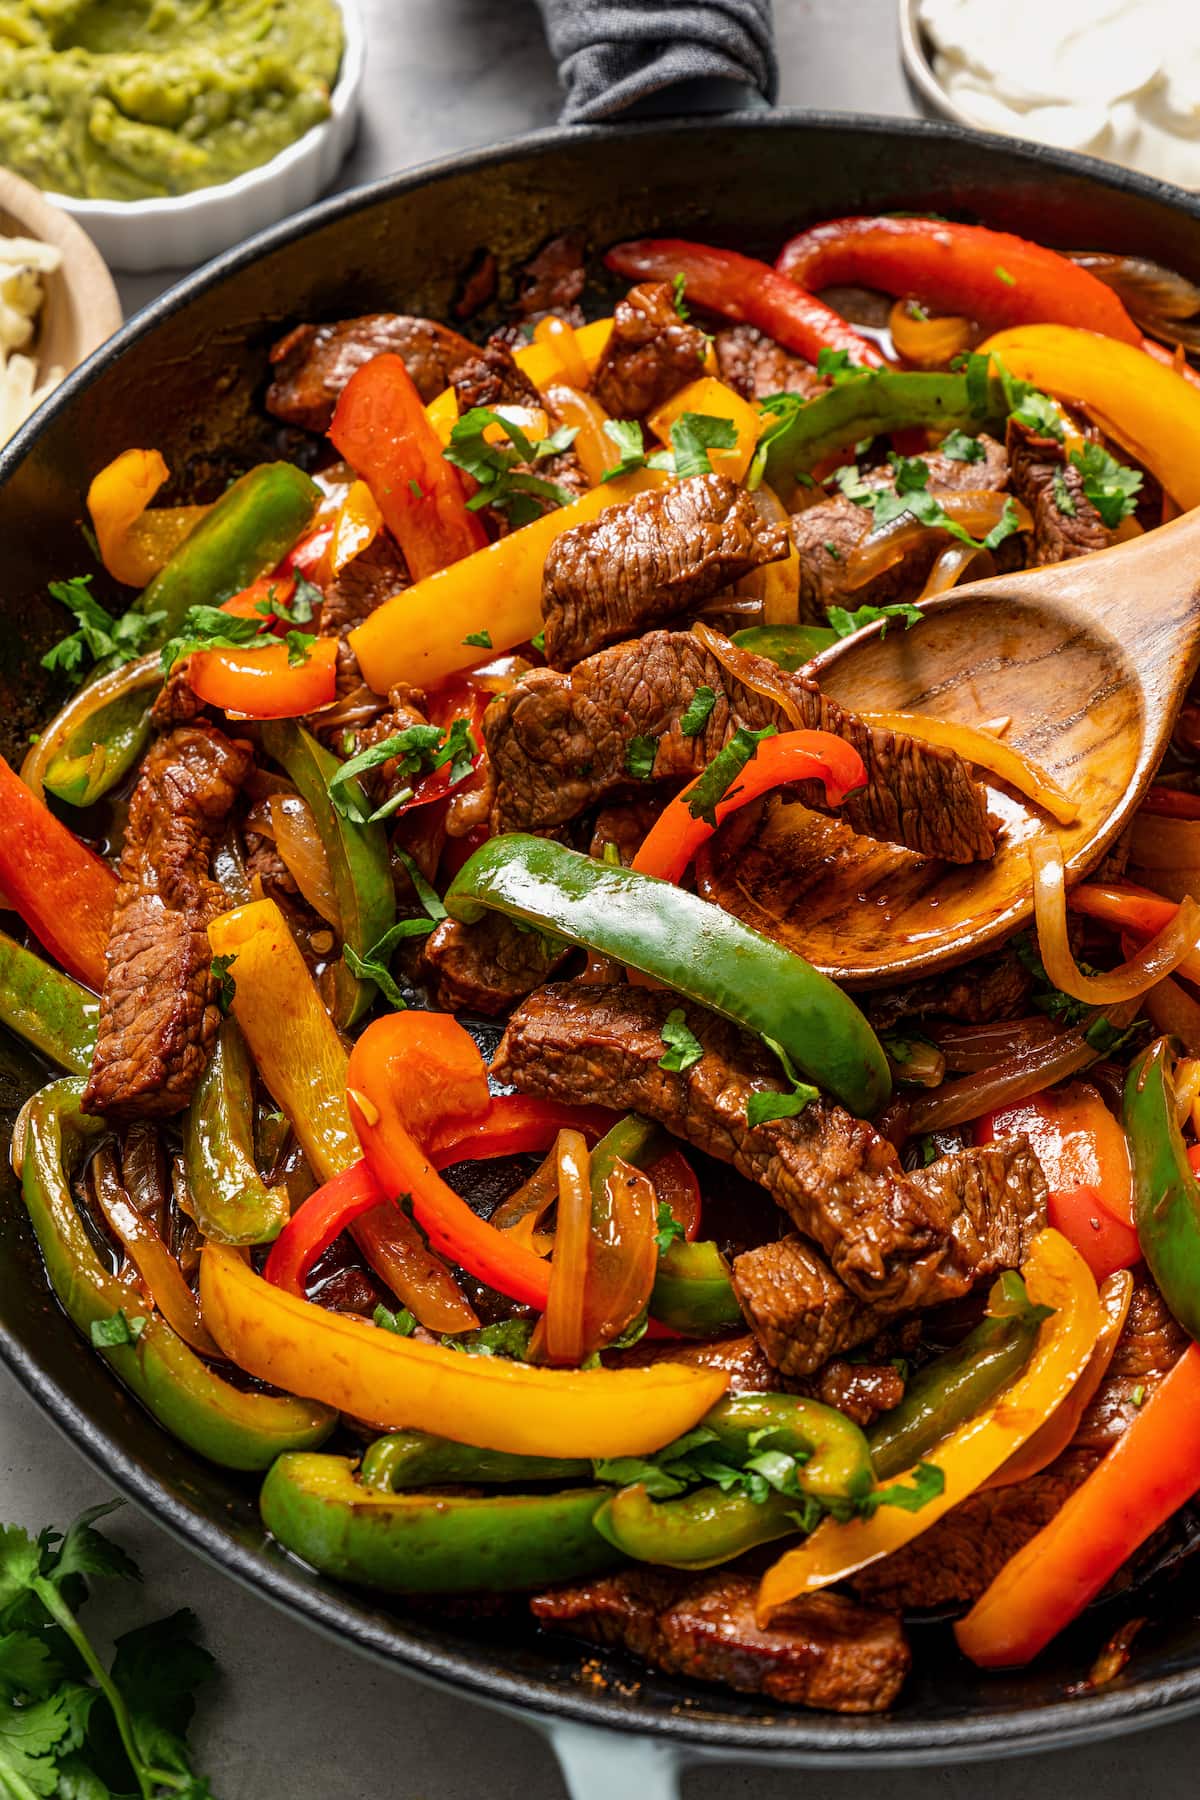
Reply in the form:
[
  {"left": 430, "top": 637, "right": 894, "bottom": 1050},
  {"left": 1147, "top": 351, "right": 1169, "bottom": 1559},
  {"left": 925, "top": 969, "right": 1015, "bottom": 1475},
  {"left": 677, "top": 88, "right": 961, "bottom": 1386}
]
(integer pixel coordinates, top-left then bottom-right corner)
[
  {"left": 1006, "top": 417, "right": 1121, "bottom": 565},
  {"left": 83, "top": 724, "right": 253, "bottom": 1121},
  {"left": 266, "top": 313, "right": 477, "bottom": 430},
  {"left": 591, "top": 280, "right": 710, "bottom": 420},
  {"left": 531, "top": 1570, "right": 910, "bottom": 1712},
  {"left": 484, "top": 628, "right": 994, "bottom": 864},
  {"left": 494, "top": 984, "right": 1045, "bottom": 1314},
  {"left": 541, "top": 474, "right": 788, "bottom": 668}
]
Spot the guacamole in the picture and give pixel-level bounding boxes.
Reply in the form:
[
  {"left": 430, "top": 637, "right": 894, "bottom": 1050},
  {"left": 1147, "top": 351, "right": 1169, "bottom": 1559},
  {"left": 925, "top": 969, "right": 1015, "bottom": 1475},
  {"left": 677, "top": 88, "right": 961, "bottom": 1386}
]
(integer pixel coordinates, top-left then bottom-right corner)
[{"left": 0, "top": 0, "right": 344, "bottom": 200}]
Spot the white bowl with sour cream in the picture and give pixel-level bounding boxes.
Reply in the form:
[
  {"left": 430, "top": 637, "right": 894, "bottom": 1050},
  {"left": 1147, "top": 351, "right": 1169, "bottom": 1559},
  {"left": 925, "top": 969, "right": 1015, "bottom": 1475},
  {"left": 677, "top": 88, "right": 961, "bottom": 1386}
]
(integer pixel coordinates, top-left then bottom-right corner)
[{"left": 901, "top": 0, "right": 1200, "bottom": 190}]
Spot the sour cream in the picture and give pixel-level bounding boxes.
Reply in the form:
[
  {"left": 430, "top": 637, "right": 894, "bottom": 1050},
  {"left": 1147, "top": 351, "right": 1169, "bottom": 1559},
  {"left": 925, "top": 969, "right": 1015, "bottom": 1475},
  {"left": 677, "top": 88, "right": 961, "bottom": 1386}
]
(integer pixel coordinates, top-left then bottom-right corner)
[{"left": 918, "top": 0, "right": 1200, "bottom": 189}]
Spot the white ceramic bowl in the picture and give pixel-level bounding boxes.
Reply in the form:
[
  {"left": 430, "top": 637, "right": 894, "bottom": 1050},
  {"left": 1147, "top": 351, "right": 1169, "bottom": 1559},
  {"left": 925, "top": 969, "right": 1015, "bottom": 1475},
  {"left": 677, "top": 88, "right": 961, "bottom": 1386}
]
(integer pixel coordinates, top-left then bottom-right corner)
[
  {"left": 39, "top": 0, "right": 364, "bottom": 274},
  {"left": 898, "top": 0, "right": 982, "bottom": 130}
]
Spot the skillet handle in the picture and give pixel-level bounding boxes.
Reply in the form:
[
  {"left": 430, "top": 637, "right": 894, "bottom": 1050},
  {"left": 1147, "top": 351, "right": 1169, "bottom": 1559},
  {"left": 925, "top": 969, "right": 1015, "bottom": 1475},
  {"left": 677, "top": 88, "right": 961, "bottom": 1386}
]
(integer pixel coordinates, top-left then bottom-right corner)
[{"left": 546, "top": 1719, "right": 684, "bottom": 1799}]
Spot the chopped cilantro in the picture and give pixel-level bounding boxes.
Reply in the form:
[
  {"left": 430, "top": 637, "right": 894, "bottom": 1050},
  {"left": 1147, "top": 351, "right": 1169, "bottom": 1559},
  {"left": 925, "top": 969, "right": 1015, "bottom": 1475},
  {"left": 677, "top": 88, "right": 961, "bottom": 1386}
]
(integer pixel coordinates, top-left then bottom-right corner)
[
  {"left": 90, "top": 1309, "right": 146, "bottom": 1347},
  {"left": 907, "top": 299, "right": 930, "bottom": 322},
  {"left": 832, "top": 461, "right": 874, "bottom": 505},
  {"left": 995, "top": 264, "right": 1016, "bottom": 286},
  {"left": 393, "top": 848, "right": 448, "bottom": 923},
  {"left": 625, "top": 733, "right": 659, "bottom": 781},
  {"left": 659, "top": 1008, "right": 704, "bottom": 1074},
  {"left": 847, "top": 1461, "right": 945, "bottom": 1517},
  {"left": 824, "top": 540, "right": 843, "bottom": 562},
  {"left": 672, "top": 271, "right": 689, "bottom": 320},
  {"left": 373, "top": 1303, "right": 417, "bottom": 1336},
  {"left": 210, "top": 953, "right": 237, "bottom": 1015},
  {"left": 864, "top": 453, "right": 1023, "bottom": 554},
  {"left": 1132, "top": 1383, "right": 1146, "bottom": 1408},
  {"left": 816, "top": 348, "right": 868, "bottom": 383},
  {"left": 441, "top": 1320, "right": 535, "bottom": 1360},
  {"left": 678, "top": 685, "right": 718, "bottom": 736},
  {"left": 601, "top": 417, "right": 648, "bottom": 482},
  {"left": 939, "top": 428, "right": 985, "bottom": 463},
  {"left": 157, "top": 603, "right": 263, "bottom": 677},
  {"left": 531, "top": 628, "right": 546, "bottom": 654},
  {"left": 41, "top": 575, "right": 167, "bottom": 683},
  {"left": 828, "top": 601, "right": 923, "bottom": 639},
  {"left": 684, "top": 724, "right": 776, "bottom": 828},
  {"left": 408, "top": 477, "right": 424, "bottom": 500},
  {"left": 666, "top": 411, "right": 738, "bottom": 480},
  {"left": 284, "top": 629, "right": 315, "bottom": 667},
  {"left": 462, "top": 629, "right": 493, "bottom": 649},
  {"left": 344, "top": 915, "right": 438, "bottom": 1009},
  {"left": 1069, "top": 442, "right": 1143, "bottom": 526},
  {"left": 1053, "top": 472, "right": 1078, "bottom": 517},
  {"left": 328, "top": 718, "right": 478, "bottom": 824},
  {"left": 255, "top": 575, "right": 318, "bottom": 627},
  {"left": 654, "top": 1200, "right": 686, "bottom": 1256},
  {"left": 443, "top": 406, "right": 579, "bottom": 527},
  {"left": 746, "top": 1035, "right": 819, "bottom": 1128},
  {"left": 1011, "top": 388, "right": 1065, "bottom": 439}
]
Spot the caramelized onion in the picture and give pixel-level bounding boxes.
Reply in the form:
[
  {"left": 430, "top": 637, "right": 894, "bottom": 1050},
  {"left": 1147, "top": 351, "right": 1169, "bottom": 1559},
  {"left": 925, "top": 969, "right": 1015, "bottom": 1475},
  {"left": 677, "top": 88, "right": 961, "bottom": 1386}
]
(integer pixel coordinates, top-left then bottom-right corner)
[
  {"left": 1130, "top": 813, "right": 1200, "bottom": 871},
  {"left": 846, "top": 493, "right": 1033, "bottom": 591},
  {"left": 1031, "top": 838, "right": 1200, "bottom": 1003},
  {"left": 857, "top": 710, "right": 1079, "bottom": 826},
  {"left": 491, "top": 1144, "right": 559, "bottom": 1255},
  {"left": 1143, "top": 973, "right": 1200, "bottom": 1057},
  {"left": 537, "top": 1129, "right": 591, "bottom": 1365},
  {"left": 917, "top": 541, "right": 995, "bottom": 599},
  {"left": 544, "top": 384, "right": 614, "bottom": 486},
  {"left": 889, "top": 298, "right": 973, "bottom": 368},
  {"left": 927, "top": 1016, "right": 1060, "bottom": 1073},
  {"left": 90, "top": 1146, "right": 224, "bottom": 1359},
  {"left": 312, "top": 683, "right": 387, "bottom": 735},
  {"left": 1068, "top": 252, "right": 1200, "bottom": 352},
  {"left": 690, "top": 621, "right": 805, "bottom": 728},
  {"left": 349, "top": 1203, "right": 480, "bottom": 1333},
  {"left": 268, "top": 793, "right": 341, "bottom": 929}
]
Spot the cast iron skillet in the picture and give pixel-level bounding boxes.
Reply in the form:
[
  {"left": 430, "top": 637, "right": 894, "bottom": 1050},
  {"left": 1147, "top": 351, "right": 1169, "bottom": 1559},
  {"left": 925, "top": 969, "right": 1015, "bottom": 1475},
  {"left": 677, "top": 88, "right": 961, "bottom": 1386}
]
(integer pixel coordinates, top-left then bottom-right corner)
[{"left": 5, "top": 113, "right": 1200, "bottom": 1790}]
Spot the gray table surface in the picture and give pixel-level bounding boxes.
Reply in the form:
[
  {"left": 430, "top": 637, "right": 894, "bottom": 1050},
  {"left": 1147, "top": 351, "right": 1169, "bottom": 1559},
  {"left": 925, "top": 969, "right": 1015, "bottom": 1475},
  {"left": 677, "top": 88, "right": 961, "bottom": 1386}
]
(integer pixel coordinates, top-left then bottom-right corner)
[{"left": 5, "top": 1, "right": 1198, "bottom": 1793}]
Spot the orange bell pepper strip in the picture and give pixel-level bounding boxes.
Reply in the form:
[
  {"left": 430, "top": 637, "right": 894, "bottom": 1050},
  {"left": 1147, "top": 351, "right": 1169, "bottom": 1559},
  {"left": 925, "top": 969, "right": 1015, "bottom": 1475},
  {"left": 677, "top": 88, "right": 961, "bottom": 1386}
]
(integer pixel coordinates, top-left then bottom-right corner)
[
  {"left": 219, "top": 573, "right": 296, "bottom": 624},
  {"left": 0, "top": 757, "right": 116, "bottom": 991},
  {"left": 325, "top": 478, "right": 383, "bottom": 579},
  {"left": 429, "top": 1094, "right": 616, "bottom": 1167},
  {"left": 1069, "top": 881, "right": 1200, "bottom": 988},
  {"left": 957, "top": 1342, "right": 1200, "bottom": 1666},
  {"left": 201, "top": 1240, "right": 728, "bottom": 1457},
  {"left": 776, "top": 216, "right": 1142, "bottom": 343},
  {"left": 86, "top": 447, "right": 207, "bottom": 588},
  {"left": 345, "top": 1012, "right": 554, "bottom": 1311},
  {"left": 632, "top": 729, "right": 866, "bottom": 885},
  {"left": 977, "top": 326, "right": 1200, "bottom": 512},
  {"left": 978, "top": 1081, "right": 1138, "bottom": 1255},
  {"left": 605, "top": 239, "right": 885, "bottom": 369},
  {"left": 646, "top": 376, "right": 762, "bottom": 483},
  {"left": 186, "top": 636, "right": 338, "bottom": 720},
  {"left": 756, "top": 1229, "right": 1103, "bottom": 1624},
  {"left": 348, "top": 467, "right": 664, "bottom": 693},
  {"left": 328, "top": 353, "right": 486, "bottom": 583}
]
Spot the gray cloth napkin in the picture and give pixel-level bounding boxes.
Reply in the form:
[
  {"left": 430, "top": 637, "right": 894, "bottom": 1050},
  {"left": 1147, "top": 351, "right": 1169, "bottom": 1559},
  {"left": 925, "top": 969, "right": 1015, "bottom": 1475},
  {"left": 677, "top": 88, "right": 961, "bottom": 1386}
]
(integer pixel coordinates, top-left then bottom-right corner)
[{"left": 534, "top": 0, "right": 778, "bottom": 123}]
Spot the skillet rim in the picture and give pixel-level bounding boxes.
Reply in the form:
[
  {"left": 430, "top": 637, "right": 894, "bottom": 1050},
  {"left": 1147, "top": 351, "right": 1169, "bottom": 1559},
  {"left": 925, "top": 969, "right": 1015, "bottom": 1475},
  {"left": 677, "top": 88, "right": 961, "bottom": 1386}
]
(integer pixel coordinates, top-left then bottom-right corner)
[{"left": 4, "top": 108, "right": 1200, "bottom": 1759}]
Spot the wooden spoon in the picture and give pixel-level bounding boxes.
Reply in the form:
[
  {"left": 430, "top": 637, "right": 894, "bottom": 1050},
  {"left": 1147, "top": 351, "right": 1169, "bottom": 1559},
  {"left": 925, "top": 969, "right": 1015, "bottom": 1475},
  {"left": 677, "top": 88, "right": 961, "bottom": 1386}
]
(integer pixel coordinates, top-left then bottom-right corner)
[{"left": 724, "top": 507, "right": 1200, "bottom": 987}]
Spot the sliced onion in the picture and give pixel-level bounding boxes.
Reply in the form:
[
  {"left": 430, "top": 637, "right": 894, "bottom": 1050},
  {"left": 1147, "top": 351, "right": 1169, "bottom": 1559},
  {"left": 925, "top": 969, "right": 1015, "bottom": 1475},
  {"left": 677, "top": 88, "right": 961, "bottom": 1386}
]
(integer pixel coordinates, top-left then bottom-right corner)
[
  {"left": 90, "top": 1146, "right": 225, "bottom": 1360},
  {"left": 857, "top": 709, "right": 1079, "bottom": 826},
  {"left": 747, "top": 484, "right": 801, "bottom": 627},
  {"left": 543, "top": 384, "right": 614, "bottom": 486},
  {"left": 1068, "top": 252, "right": 1200, "bottom": 350},
  {"left": 889, "top": 298, "right": 973, "bottom": 369},
  {"left": 690, "top": 621, "right": 806, "bottom": 728},
  {"left": 534, "top": 315, "right": 591, "bottom": 389},
  {"left": 312, "top": 683, "right": 388, "bottom": 735},
  {"left": 1143, "top": 972, "right": 1200, "bottom": 1057},
  {"left": 846, "top": 493, "right": 1033, "bottom": 592},
  {"left": 917, "top": 541, "right": 995, "bottom": 599},
  {"left": 583, "top": 1156, "right": 658, "bottom": 1353},
  {"left": 538, "top": 1129, "right": 592, "bottom": 1365},
  {"left": 1031, "top": 837, "right": 1200, "bottom": 1003},
  {"left": 268, "top": 793, "right": 341, "bottom": 929},
  {"left": 490, "top": 1143, "right": 560, "bottom": 1255},
  {"left": 349, "top": 1203, "right": 480, "bottom": 1333},
  {"left": 927, "top": 1016, "right": 1060, "bottom": 1073},
  {"left": 1130, "top": 813, "right": 1200, "bottom": 871},
  {"left": 22, "top": 651, "right": 161, "bottom": 804}
]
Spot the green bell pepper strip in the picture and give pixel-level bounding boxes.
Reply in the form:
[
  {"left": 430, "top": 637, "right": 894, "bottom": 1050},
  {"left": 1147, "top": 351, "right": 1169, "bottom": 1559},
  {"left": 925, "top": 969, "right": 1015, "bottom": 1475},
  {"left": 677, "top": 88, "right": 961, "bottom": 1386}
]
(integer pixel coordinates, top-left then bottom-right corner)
[
  {"left": 43, "top": 463, "right": 321, "bottom": 807},
  {"left": 360, "top": 1430, "right": 591, "bottom": 1492},
  {"left": 759, "top": 369, "right": 1011, "bottom": 488},
  {"left": 593, "top": 1480, "right": 800, "bottom": 1569},
  {"left": 181, "top": 1019, "right": 289, "bottom": 1245},
  {"left": 445, "top": 835, "right": 891, "bottom": 1117},
  {"left": 20, "top": 1077, "right": 335, "bottom": 1470},
  {"left": 731, "top": 625, "right": 838, "bottom": 670},
  {"left": 0, "top": 931, "right": 97, "bottom": 1075},
  {"left": 701, "top": 1391, "right": 873, "bottom": 1502},
  {"left": 589, "top": 1112, "right": 663, "bottom": 1199},
  {"left": 260, "top": 1455, "right": 622, "bottom": 1593},
  {"left": 1125, "top": 1037, "right": 1200, "bottom": 1341},
  {"left": 650, "top": 1240, "right": 743, "bottom": 1337},
  {"left": 260, "top": 720, "right": 395, "bottom": 1029},
  {"left": 867, "top": 1273, "right": 1046, "bottom": 1480}
]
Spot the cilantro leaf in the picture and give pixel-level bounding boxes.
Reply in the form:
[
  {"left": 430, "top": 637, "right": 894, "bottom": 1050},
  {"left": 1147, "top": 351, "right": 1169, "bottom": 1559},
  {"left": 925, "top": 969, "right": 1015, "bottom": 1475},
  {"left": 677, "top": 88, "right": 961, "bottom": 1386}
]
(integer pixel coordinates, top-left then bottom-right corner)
[
  {"left": 654, "top": 1201, "right": 686, "bottom": 1257},
  {"left": 1011, "top": 388, "right": 1065, "bottom": 439},
  {"left": 939, "top": 428, "right": 985, "bottom": 463},
  {"left": 625, "top": 734, "right": 658, "bottom": 781},
  {"left": 443, "top": 406, "right": 579, "bottom": 525},
  {"left": 855, "top": 1461, "right": 945, "bottom": 1517},
  {"left": 746, "top": 1035, "right": 819, "bottom": 1129},
  {"left": 684, "top": 724, "right": 776, "bottom": 828},
  {"left": 672, "top": 271, "right": 689, "bottom": 319},
  {"left": 89, "top": 1311, "right": 146, "bottom": 1349},
  {"left": 827, "top": 601, "right": 923, "bottom": 639},
  {"left": 50, "top": 1507, "right": 139, "bottom": 1590},
  {"left": 0, "top": 1529, "right": 41, "bottom": 1613},
  {"left": 109, "top": 1610, "right": 215, "bottom": 1782},
  {"left": 210, "top": 953, "right": 236, "bottom": 1015},
  {"left": 601, "top": 418, "right": 647, "bottom": 482},
  {"left": 678, "top": 685, "right": 718, "bottom": 737},
  {"left": 0, "top": 1632, "right": 57, "bottom": 1698},
  {"left": 1053, "top": 472, "right": 1077, "bottom": 517},
  {"left": 393, "top": 849, "right": 448, "bottom": 923},
  {"left": 462, "top": 629, "right": 492, "bottom": 649},
  {"left": 283, "top": 630, "right": 314, "bottom": 668},
  {"left": 41, "top": 577, "right": 166, "bottom": 686},
  {"left": 832, "top": 462, "right": 874, "bottom": 505},
  {"left": 441, "top": 1320, "right": 534, "bottom": 1360},
  {"left": 1069, "top": 442, "right": 1143, "bottom": 526},
  {"left": 328, "top": 719, "right": 478, "bottom": 825},
  {"left": 667, "top": 412, "right": 738, "bottom": 480},
  {"left": 658, "top": 1008, "right": 704, "bottom": 1073},
  {"left": 816, "top": 348, "right": 867, "bottom": 383},
  {"left": 0, "top": 1688, "right": 77, "bottom": 1794},
  {"left": 373, "top": 1303, "right": 417, "bottom": 1336},
  {"left": 343, "top": 915, "right": 438, "bottom": 1009},
  {"left": 157, "top": 604, "right": 263, "bottom": 677}
]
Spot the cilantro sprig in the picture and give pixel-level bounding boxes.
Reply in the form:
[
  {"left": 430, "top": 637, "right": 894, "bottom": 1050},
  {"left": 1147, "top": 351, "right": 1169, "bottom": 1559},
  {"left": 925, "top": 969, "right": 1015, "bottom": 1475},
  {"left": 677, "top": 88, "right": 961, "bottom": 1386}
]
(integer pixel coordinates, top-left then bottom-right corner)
[
  {"left": 828, "top": 601, "right": 923, "bottom": 640},
  {"left": 157, "top": 599, "right": 317, "bottom": 679},
  {"left": 654, "top": 1201, "right": 686, "bottom": 1256},
  {"left": 41, "top": 576, "right": 167, "bottom": 685},
  {"left": 601, "top": 411, "right": 737, "bottom": 484},
  {"left": 328, "top": 719, "right": 478, "bottom": 825},
  {"left": 344, "top": 849, "right": 448, "bottom": 1005},
  {"left": 1069, "top": 442, "right": 1143, "bottom": 526},
  {"left": 746, "top": 1036, "right": 819, "bottom": 1128},
  {"left": 0, "top": 1503, "right": 215, "bottom": 1798},
  {"left": 684, "top": 724, "right": 777, "bottom": 828},
  {"left": 658, "top": 1008, "right": 704, "bottom": 1074},
  {"left": 443, "top": 407, "right": 579, "bottom": 528}
]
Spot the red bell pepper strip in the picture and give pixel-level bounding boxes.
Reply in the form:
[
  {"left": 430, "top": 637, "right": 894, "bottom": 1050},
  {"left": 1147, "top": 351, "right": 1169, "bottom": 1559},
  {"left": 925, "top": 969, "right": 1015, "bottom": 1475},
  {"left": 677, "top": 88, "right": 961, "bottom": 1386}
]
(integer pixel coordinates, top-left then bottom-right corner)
[
  {"left": 346, "top": 1013, "right": 552, "bottom": 1311},
  {"left": 187, "top": 636, "right": 338, "bottom": 719},
  {"left": 0, "top": 757, "right": 116, "bottom": 991},
  {"left": 957, "top": 1343, "right": 1200, "bottom": 1666},
  {"left": 774, "top": 216, "right": 1142, "bottom": 344},
  {"left": 328, "top": 353, "right": 487, "bottom": 583},
  {"left": 632, "top": 729, "right": 866, "bottom": 885},
  {"left": 219, "top": 573, "right": 296, "bottom": 625},
  {"left": 430, "top": 1095, "right": 615, "bottom": 1168},
  {"left": 648, "top": 1147, "right": 702, "bottom": 1242},
  {"left": 264, "top": 1162, "right": 380, "bottom": 1298},
  {"left": 281, "top": 521, "right": 334, "bottom": 578},
  {"left": 604, "top": 239, "right": 884, "bottom": 370},
  {"left": 1140, "top": 787, "right": 1200, "bottom": 819}
]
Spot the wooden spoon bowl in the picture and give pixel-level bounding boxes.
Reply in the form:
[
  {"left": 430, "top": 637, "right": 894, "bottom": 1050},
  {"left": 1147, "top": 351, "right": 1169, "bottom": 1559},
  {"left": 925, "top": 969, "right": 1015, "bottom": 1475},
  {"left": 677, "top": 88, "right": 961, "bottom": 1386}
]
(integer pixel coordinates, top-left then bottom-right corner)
[{"left": 701, "top": 507, "right": 1200, "bottom": 987}]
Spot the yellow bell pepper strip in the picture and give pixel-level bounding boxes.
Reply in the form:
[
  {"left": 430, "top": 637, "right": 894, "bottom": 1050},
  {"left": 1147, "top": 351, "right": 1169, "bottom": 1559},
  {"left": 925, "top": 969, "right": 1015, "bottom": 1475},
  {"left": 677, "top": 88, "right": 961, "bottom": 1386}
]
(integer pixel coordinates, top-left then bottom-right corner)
[
  {"left": 348, "top": 468, "right": 666, "bottom": 693},
  {"left": 445, "top": 834, "right": 891, "bottom": 1116},
  {"left": 21, "top": 650, "right": 162, "bottom": 809},
  {"left": 424, "top": 317, "right": 617, "bottom": 443},
  {"left": 345, "top": 1011, "right": 554, "bottom": 1310},
  {"left": 260, "top": 1455, "right": 621, "bottom": 1594},
  {"left": 0, "top": 756, "right": 116, "bottom": 992},
  {"left": 755, "top": 1228, "right": 1103, "bottom": 1625},
  {"left": 646, "top": 377, "right": 761, "bottom": 483},
  {"left": 978, "top": 326, "right": 1200, "bottom": 512},
  {"left": 86, "top": 447, "right": 207, "bottom": 588},
  {"left": 181, "top": 1019, "right": 290, "bottom": 1246},
  {"left": 201, "top": 1241, "right": 727, "bottom": 1457},
  {"left": 957, "top": 1341, "right": 1200, "bottom": 1667},
  {"left": 260, "top": 721, "right": 395, "bottom": 1028},
  {"left": 22, "top": 1080, "right": 335, "bottom": 1469},
  {"left": 855, "top": 710, "right": 1080, "bottom": 828},
  {"left": 206, "top": 898, "right": 357, "bottom": 1183},
  {"left": 325, "top": 478, "right": 382, "bottom": 577},
  {"left": 0, "top": 930, "right": 98, "bottom": 1076}
]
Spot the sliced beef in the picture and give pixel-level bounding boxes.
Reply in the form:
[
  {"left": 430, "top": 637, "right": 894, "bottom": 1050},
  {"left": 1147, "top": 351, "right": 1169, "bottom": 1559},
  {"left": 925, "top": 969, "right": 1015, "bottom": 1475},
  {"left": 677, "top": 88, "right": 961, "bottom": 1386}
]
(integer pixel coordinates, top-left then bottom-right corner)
[
  {"left": 868, "top": 945, "right": 1033, "bottom": 1032},
  {"left": 1006, "top": 418, "right": 1122, "bottom": 564},
  {"left": 419, "top": 913, "right": 568, "bottom": 1015},
  {"left": 484, "top": 628, "right": 994, "bottom": 864},
  {"left": 1073, "top": 1274, "right": 1187, "bottom": 1454},
  {"left": 541, "top": 476, "right": 788, "bottom": 668},
  {"left": 792, "top": 435, "right": 1013, "bottom": 617},
  {"left": 591, "top": 281, "right": 708, "bottom": 419},
  {"left": 319, "top": 532, "right": 409, "bottom": 642},
  {"left": 613, "top": 1332, "right": 905, "bottom": 1424},
  {"left": 451, "top": 337, "right": 545, "bottom": 412},
  {"left": 266, "top": 315, "right": 477, "bottom": 431},
  {"left": 733, "top": 1234, "right": 894, "bottom": 1375},
  {"left": 83, "top": 725, "right": 253, "bottom": 1121},
  {"left": 514, "top": 233, "right": 586, "bottom": 324},
  {"left": 715, "top": 323, "right": 823, "bottom": 403},
  {"left": 494, "top": 983, "right": 1045, "bottom": 1314},
  {"left": 531, "top": 1570, "right": 909, "bottom": 1712},
  {"left": 150, "top": 661, "right": 209, "bottom": 730},
  {"left": 587, "top": 798, "right": 662, "bottom": 865},
  {"left": 342, "top": 682, "right": 430, "bottom": 812}
]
